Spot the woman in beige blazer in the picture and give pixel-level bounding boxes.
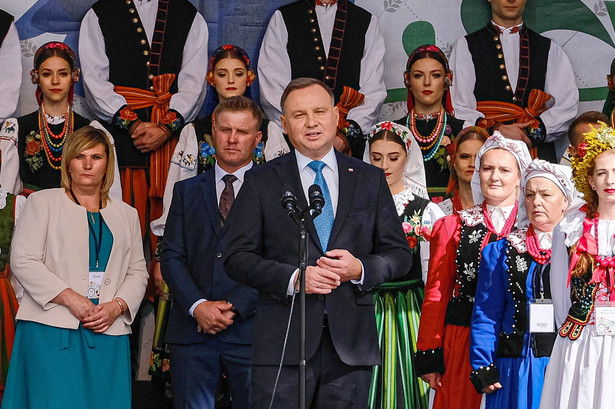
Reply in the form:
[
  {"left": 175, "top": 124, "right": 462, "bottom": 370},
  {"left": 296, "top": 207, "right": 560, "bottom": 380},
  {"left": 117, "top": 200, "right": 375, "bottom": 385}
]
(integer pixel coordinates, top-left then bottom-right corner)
[{"left": 2, "top": 126, "right": 148, "bottom": 409}]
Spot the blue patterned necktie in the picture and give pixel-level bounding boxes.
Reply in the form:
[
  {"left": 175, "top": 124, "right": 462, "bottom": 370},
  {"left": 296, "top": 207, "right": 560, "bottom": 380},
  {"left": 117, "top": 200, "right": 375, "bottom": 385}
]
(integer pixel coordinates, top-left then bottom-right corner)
[{"left": 307, "top": 160, "right": 334, "bottom": 251}]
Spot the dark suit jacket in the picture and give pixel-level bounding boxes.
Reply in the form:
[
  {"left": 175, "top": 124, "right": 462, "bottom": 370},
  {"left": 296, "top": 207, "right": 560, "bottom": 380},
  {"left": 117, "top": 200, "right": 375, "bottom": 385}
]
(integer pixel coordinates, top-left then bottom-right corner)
[
  {"left": 223, "top": 150, "right": 411, "bottom": 366},
  {"left": 162, "top": 169, "right": 257, "bottom": 345}
]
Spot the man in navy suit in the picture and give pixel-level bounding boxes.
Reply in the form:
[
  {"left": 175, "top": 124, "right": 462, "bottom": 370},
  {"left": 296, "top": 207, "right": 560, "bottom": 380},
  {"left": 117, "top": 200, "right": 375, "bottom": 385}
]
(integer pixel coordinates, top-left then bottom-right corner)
[
  {"left": 223, "top": 78, "right": 412, "bottom": 409},
  {"left": 161, "top": 96, "right": 261, "bottom": 409}
]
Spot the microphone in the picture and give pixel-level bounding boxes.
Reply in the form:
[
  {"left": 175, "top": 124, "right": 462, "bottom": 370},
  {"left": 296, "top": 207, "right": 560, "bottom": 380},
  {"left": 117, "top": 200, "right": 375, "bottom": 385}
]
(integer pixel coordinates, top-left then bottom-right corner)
[
  {"left": 280, "top": 190, "right": 298, "bottom": 218},
  {"left": 308, "top": 184, "right": 324, "bottom": 217}
]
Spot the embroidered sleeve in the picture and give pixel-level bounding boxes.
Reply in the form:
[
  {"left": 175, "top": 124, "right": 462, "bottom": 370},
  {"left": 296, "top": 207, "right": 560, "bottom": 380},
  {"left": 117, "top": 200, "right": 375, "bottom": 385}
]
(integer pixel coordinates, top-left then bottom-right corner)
[{"left": 0, "top": 118, "right": 22, "bottom": 194}]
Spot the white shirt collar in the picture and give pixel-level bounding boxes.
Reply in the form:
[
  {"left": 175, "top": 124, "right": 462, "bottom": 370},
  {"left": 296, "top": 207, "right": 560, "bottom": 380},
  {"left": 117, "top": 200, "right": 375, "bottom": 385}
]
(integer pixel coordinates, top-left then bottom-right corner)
[
  {"left": 533, "top": 227, "right": 553, "bottom": 250},
  {"left": 214, "top": 161, "right": 253, "bottom": 185},
  {"left": 491, "top": 20, "right": 523, "bottom": 35},
  {"left": 295, "top": 147, "right": 338, "bottom": 174}
]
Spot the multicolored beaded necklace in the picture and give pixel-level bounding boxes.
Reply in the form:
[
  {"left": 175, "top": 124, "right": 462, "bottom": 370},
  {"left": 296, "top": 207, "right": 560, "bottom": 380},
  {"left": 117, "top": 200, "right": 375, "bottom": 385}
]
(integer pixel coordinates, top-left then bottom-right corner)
[
  {"left": 38, "top": 104, "right": 73, "bottom": 170},
  {"left": 407, "top": 107, "right": 447, "bottom": 162},
  {"left": 526, "top": 225, "right": 551, "bottom": 264}
]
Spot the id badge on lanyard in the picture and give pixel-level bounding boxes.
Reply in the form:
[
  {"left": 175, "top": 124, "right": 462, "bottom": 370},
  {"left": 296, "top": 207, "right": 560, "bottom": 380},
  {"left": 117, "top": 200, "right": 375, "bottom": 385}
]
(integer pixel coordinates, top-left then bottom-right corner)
[{"left": 529, "top": 299, "right": 555, "bottom": 333}]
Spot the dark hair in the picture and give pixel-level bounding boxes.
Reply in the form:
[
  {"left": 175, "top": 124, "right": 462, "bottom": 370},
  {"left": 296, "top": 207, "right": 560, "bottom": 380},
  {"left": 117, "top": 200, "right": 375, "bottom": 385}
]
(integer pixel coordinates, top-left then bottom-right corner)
[
  {"left": 34, "top": 42, "right": 77, "bottom": 71},
  {"left": 204, "top": 44, "right": 254, "bottom": 116},
  {"left": 368, "top": 130, "right": 406, "bottom": 152},
  {"left": 213, "top": 95, "right": 263, "bottom": 129},
  {"left": 280, "top": 78, "right": 334, "bottom": 113},
  {"left": 568, "top": 111, "right": 610, "bottom": 147}
]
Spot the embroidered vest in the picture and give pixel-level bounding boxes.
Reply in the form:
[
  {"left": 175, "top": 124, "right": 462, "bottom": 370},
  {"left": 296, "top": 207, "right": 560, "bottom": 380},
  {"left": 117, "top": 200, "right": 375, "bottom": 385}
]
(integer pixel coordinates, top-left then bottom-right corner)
[
  {"left": 496, "top": 230, "right": 556, "bottom": 358},
  {"left": 17, "top": 111, "right": 90, "bottom": 190},
  {"left": 466, "top": 24, "right": 550, "bottom": 107},
  {"left": 445, "top": 206, "right": 489, "bottom": 326},
  {"left": 92, "top": 0, "right": 196, "bottom": 167},
  {"left": 559, "top": 258, "right": 599, "bottom": 340},
  {"left": 0, "top": 10, "right": 12, "bottom": 47},
  {"left": 280, "top": 0, "right": 370, "bottom": 103}
]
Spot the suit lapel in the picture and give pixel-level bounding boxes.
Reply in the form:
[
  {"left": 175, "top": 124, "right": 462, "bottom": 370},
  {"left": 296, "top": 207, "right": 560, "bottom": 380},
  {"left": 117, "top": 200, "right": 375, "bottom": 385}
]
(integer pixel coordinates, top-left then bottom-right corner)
[
  {"left": 329, "top": 151, "right": 357, "bottom": 246},
  {"left": 200, "top": 170, "right": 221, "bottom": 237},
  {"left": 273, "top": 152, "right": 323, "bottom": 253}
]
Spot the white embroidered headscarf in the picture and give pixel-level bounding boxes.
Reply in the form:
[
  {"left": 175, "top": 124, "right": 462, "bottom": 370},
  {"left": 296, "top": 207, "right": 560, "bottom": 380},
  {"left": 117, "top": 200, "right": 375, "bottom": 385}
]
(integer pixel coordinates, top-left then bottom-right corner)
[
  {"left": 364, "top": 121, "right": 428, "bottom": 199},
  {"left": 518, "top": 159, "right": 574, "bottom": 228},
  {"left": 470, "top": 131, "right": 532, "bottom": 204}
]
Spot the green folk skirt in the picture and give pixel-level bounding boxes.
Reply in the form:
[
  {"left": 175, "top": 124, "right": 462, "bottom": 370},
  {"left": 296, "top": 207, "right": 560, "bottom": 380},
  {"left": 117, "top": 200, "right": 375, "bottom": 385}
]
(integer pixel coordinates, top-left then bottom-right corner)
[{"left": 1, "top": 320, "right": 131, "bottom": 409}]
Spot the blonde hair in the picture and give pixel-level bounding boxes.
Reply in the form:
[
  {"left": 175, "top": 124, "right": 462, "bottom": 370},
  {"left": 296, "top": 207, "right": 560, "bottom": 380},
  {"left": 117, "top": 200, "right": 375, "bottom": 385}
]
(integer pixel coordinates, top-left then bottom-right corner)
[{"left": 60, "top": 126, "right": 115, "bottom": 202}]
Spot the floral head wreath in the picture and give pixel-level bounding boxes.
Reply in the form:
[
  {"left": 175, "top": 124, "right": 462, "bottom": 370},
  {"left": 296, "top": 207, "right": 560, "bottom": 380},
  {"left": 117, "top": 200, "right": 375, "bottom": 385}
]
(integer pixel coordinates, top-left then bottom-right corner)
[
  {"left": 206, "top": 44, "right": 256, "bottom": 87},
  {"left": 404, "top": 44, "right": 454, "bottom": 115},
  {"left": 30, "top": 41, "right": 79, "bottom": 106},
  {"left": 571, "top": 121, "right": 615, "bottom": 202},
  {"left": 368, "top": 121, "right": 413, "bottom": 152}
]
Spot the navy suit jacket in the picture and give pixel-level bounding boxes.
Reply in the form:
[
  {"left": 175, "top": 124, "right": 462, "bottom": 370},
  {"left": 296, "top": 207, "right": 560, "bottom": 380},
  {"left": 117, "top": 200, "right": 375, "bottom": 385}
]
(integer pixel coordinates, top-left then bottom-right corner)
[
  {"left": 162, "top": 169, "right": 257, "bottom": 345},
  {"left": 223, "top": 150, "right": 411, "bottom": 365}
]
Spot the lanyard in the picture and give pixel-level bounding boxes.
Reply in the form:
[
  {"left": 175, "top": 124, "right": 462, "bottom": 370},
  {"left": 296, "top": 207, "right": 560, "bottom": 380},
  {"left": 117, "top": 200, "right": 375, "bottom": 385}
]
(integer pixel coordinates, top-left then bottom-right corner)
[
  {"left": 88, "top": 213, "right": 104, "bottom": 269},
  {"left": 533, "top": 262, "right": 550, "bottom": 300},
  {"left": 70, "top": 190, "right": 104, "bottom": 268}
]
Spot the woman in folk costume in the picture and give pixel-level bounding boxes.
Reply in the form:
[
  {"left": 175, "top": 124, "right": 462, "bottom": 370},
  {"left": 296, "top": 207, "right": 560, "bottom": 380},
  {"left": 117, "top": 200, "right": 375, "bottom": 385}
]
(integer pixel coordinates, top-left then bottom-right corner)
[
  {"left": 395, "top": 44, "right": 465, "bottom": 201},
  {"left": 415, "top": 132, "right": 531, "bottom": 409},
  {"left": 470, "top": 159, "right": 573, "bottom": 409},
  {"left": 540, "top": 123, "right": 615, "bottom": 408},
  {"left": 439, "top": 126, "right": 489, "bottom": 215},
  {"left": 365, "top": 121, "right": 443, "bottom": 408},
  {"left": 0, "top": 42, "right": 120, "bottom": 198}
]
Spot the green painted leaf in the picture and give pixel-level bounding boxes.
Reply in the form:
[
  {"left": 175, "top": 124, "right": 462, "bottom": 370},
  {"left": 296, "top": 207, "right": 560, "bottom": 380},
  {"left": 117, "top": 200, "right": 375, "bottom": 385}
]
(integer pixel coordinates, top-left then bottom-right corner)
[{"left": 402, "top": 21, "right": 436, "bottom": 57}]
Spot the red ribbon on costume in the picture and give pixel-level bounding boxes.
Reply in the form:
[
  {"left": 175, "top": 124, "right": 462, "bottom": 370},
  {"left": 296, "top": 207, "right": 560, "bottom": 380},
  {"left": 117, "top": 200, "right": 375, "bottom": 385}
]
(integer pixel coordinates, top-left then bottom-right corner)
[
  {"left": 336, "top": 86, "right": 365, "bottom": 130},
  {"left": 476, "top": 89, "right": 552, "bottom": 131},
  {"left": 568, "top": 218, "right": 598, "bottom": 286},
  {"left": 114, "top": 73, "right": 178, "bottom": 198}
]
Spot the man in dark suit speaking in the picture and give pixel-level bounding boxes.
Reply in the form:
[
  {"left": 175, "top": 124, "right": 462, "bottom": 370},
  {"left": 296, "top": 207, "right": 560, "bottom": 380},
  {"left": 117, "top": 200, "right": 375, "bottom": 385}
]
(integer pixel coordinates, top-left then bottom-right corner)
[
  {"left": 161, "top": 96, "right": 261, "bottom": 409},
  {"left": 223, "top": 78, "right": 412, "bottom": 408}
]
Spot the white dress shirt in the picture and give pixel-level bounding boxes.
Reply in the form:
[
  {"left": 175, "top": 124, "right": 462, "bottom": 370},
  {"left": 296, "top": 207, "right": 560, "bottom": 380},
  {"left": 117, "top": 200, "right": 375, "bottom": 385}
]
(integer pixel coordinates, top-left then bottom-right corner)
[
  {"left": 0, "top": 21, "right": 21, "bottom": 123},
  {"left": 258, "top": 3, "right": 386, "bottom": 132},
  {"left": 449, "top": 21, "right": 578, "bottom": 143},
  {"left": 188, "top": 161, "right": 254, "bottom": 316},
  {"left": 79, "top": 0, "right": 209, "bottom": 123},
  {"left": 286, "top": 148, "right": 365, "bottom": 295}
]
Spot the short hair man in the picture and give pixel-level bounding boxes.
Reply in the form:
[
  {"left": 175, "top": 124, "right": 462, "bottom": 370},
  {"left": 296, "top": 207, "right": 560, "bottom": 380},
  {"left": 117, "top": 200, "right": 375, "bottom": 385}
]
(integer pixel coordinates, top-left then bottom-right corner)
[
  {"left": 162, "top": 96, "right": 261, "bottom": 409},
  {"left": 567, "top": 111, "right": 609, "bottom": 158},
  {"left": 223, "top": 78, "right": 411, "bottom": 408},
  {"left": 450, "top": 0, "right": 578, "bottom": 162}
]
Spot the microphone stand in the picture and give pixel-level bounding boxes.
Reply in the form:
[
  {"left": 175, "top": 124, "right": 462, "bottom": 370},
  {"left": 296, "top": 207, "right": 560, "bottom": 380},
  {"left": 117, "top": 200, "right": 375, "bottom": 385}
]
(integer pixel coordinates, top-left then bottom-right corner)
[
  {"left": 298, "top": 213, "right": 308, "bottom": 409},
  {"left": 281, "top": 188, "right": 323, "bottom": 409}
]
